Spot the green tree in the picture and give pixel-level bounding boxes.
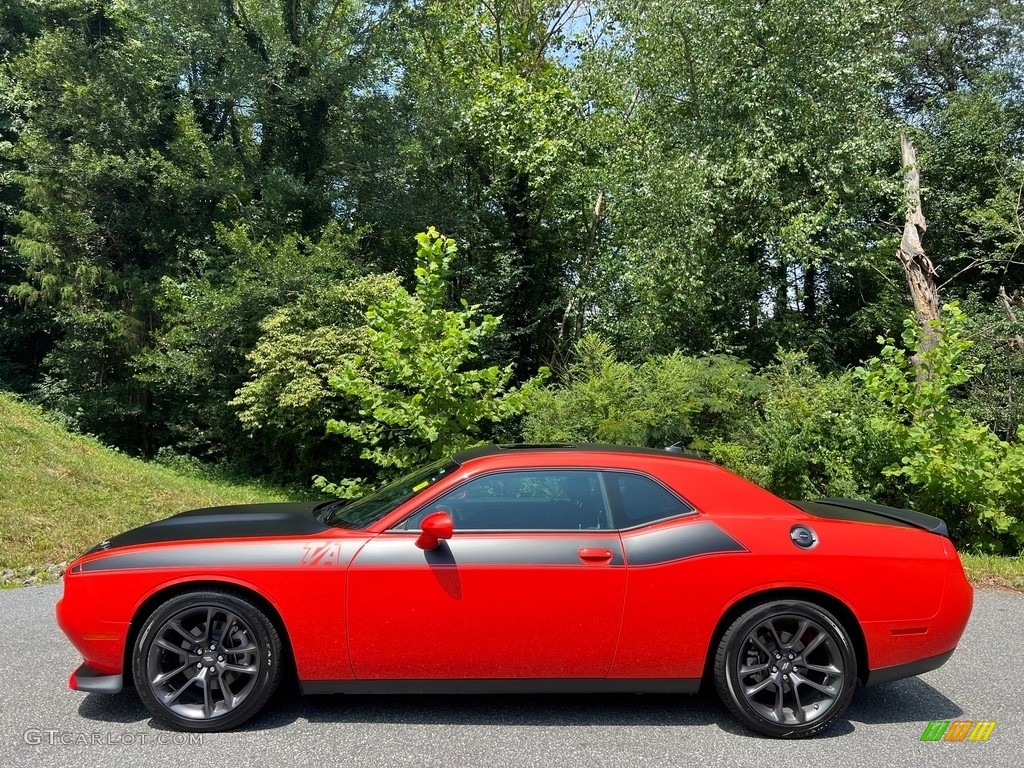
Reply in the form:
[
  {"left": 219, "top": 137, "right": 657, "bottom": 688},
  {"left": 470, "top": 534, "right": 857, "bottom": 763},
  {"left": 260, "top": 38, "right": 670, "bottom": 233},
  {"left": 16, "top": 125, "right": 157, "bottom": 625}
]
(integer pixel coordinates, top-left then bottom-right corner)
[
  {"left": 573, "top": 0, "right": 899, "bottom": 365},
  {"left": 0, "top": 0, "right": 52, "bottom": 392},
  {"left": 6, "top": 1, "right": 226, "bottom": 447},
  {"left": 319, "top": 228, "right": 526, "bottom": 493},
  {"left": 363, "top": 0, "right": 594, "bottom": 374},
  {"left": 4, "top": 0, "right": 403, "bottom": 457}
]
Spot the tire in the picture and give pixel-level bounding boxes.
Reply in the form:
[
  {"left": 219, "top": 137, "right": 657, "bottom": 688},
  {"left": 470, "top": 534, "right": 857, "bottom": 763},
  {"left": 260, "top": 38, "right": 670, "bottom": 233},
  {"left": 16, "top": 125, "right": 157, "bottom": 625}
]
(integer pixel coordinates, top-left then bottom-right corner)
[
  {"left": 713, "top": 600, "right": 857, "bottom": 738},
  {"left": 132, "top": 590, "right": 283, "bottom": 732}
]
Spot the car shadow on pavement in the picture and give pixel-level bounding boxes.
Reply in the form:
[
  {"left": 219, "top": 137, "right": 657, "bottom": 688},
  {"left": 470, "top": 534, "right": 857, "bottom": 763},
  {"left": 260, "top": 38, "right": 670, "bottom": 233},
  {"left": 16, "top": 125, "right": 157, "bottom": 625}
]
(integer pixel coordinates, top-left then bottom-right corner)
[
  {"left": 77, "top": 687, "right": 722, "bottom": 731},
  {"left": 75, "top": 676, "right": 961, "bottom": 736},
  {"left": 296, "top": 690, "right": 722, "bottom": 729},
  {"left": 711, "top": 676, "right": 963, "bottom": 739},
  {"left": 77, "top": 687, "right": 149, "bottom": 725},
  {"left": 846, "top": 677, "right": 963, "bottom": 724}
]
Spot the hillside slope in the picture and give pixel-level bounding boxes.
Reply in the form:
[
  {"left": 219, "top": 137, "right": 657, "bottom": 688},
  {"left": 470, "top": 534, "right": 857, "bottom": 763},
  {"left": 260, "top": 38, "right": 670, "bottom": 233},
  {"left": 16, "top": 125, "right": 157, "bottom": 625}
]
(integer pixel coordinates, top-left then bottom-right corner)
[{"left": 0, "top": 393, "right": 291, "bottom": 570}]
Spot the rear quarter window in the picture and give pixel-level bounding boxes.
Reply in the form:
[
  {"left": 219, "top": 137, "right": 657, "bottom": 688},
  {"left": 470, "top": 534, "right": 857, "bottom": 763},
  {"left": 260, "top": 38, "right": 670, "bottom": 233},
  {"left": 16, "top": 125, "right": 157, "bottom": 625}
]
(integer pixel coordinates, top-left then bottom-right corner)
[{"left": 605, "top": 471, "right": 694, "bottom": 528}]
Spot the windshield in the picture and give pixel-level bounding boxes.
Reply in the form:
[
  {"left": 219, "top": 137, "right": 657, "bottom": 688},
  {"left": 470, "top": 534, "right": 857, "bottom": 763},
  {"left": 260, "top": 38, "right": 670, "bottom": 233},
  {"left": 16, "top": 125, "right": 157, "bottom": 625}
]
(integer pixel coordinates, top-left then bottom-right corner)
[{"left": 323, "top": 458, "right": 460, "bottom": 529}]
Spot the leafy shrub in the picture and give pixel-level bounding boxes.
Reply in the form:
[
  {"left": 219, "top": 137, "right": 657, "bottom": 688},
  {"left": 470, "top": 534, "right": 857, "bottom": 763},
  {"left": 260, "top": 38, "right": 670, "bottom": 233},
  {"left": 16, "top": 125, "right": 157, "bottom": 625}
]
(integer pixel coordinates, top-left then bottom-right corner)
[
  {"left": 318, "top": 228, "right": 528, "bottom": 495},
  {"left": 711, "top": 351, "right": 901, "bottom": 503},
  {"left": 857, "top": 303, "right": 1024, "bottom": 551},
  {"left": 522, "top": 334, "right": 761, "bottom": 451},
  {"left": 230, "top": 273, "right": 402, "bottom": 487},
  {"left": 958, "top": 298, "right": 1024, "bottom": 442}
]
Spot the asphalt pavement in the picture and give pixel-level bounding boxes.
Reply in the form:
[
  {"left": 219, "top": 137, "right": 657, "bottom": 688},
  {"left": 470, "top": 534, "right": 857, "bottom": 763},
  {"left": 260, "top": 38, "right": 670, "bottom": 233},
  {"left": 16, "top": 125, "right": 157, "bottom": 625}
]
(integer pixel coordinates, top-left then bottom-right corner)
[{"left": 0, "top": 584, "right": 1020, "bottom": 768}]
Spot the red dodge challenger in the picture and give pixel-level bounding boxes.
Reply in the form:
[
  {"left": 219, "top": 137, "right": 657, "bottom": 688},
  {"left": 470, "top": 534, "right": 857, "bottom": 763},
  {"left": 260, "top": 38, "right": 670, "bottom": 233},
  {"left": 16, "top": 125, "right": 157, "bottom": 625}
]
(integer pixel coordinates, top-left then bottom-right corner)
[{"left": 56, "top": 444, "right": 973, "bottom": 738}]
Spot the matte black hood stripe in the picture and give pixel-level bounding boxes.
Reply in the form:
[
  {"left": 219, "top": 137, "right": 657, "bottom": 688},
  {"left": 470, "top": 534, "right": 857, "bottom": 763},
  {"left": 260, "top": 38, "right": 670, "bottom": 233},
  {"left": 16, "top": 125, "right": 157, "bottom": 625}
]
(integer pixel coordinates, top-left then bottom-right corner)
[{"left": 88, "top": 502, "right": 330, "bottom": 553}]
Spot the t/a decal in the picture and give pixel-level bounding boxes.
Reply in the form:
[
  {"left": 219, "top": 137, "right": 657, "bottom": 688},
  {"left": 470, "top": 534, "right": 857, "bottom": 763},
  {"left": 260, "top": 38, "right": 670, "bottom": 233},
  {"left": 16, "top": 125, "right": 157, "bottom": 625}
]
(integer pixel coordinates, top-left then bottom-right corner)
[{"left": 301, "top": 542, "right": 346, "bottom": 566}]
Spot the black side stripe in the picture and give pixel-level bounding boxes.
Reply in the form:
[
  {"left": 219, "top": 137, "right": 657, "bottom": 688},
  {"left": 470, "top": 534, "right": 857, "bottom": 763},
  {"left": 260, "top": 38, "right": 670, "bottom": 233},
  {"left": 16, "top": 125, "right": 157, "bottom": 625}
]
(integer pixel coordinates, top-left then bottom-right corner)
[
  {"left": 79, "top": 523, "right": 744, "bottom": 573},
  {"left": 79, "top": 540, "right": 364, "bottom": 572},
  {"left": 355, "top": 536, "right": 625, "bottom": 567},
  {"left": 622, "top": 522, "right": 746, "bottom": 566}
]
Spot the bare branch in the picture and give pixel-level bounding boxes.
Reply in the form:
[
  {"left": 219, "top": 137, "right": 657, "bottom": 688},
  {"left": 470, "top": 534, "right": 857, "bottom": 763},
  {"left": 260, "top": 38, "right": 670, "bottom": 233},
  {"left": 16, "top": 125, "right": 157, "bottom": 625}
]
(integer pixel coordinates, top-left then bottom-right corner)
[{"left": 998, "top": 285, "right": 1024, "bottom": 353}]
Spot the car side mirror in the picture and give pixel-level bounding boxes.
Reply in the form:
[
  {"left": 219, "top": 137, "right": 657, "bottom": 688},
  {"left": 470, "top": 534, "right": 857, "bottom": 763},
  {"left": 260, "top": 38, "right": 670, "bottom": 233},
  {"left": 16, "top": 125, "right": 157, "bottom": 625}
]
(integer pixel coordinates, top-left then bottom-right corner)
[{"left": 416, "top": 510, "right": 454, "bottom": 550}]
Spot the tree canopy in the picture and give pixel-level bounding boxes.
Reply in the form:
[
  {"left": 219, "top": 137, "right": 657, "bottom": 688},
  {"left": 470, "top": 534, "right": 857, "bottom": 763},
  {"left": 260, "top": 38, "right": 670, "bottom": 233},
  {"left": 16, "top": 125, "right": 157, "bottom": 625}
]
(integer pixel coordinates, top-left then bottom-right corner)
[{"left": 1, "top": 1, "right": 1022, "bottom": 549}]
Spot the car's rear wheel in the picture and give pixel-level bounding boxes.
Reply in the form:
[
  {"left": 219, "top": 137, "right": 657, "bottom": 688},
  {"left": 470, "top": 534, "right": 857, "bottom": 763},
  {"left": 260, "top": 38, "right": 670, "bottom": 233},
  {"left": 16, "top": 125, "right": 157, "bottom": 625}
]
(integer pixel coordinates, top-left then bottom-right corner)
[
  {"left": 714, "top": 600, "right": 857, "bottom": 738},
  {"left": 132, "top": 590, "right": 282, "bottom": 732}
]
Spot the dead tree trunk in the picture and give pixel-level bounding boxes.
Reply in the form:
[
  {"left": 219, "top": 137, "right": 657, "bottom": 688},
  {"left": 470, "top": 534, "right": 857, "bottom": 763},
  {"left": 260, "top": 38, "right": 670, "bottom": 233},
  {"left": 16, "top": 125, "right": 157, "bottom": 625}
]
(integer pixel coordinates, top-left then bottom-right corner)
[
  {"left": 898, "top": 133, "right": 941, "bottom": 375},
  {"left": 998, "top": 285, "right": 1024, "bottom": 352},
  {"left": 556, "top": 189, "right": 605, "bottom": 351}
]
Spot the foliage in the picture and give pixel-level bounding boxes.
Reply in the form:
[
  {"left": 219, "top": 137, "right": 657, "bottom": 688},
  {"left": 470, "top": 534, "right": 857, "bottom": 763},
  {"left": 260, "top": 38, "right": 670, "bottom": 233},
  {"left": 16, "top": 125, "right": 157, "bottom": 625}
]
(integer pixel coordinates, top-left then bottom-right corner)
[
  {"left": 1, "top": 0, "right": 405, "bottom": 461},
  {"left": 318, "top": 229, "right": 526, "bottom": 494},
  {"left": 892, "top": 0, "right": 1024, "bottom": 301},
  {"left": 958, "top": 298, "right": 1024, "bottom": 441},
  {"left": 230, "top": 271, "right": 401, "bottom": 485},
  {"left": 577, "top": 0, "right": 900, "bottom": 364},
  {"left": 371, "top": 0, "right": 591, "bottom": 374},
  {"left": 0, "top": 0, "right": 1022, "bottom": 544},
  {"left": 711, "top": 352, "right": 901, "bottom": 503},
  {"left": 135, "top": 222, "right": 362, "bottom": 472},
  {"left": 910, "top": 84, "right": 1024, "bottom": 300},
  {"left": 522, "top": 334, "right": 761, "bottom": 451},
  {"left": 858, "top": 303, "right": 1024, "bottom": 550}
]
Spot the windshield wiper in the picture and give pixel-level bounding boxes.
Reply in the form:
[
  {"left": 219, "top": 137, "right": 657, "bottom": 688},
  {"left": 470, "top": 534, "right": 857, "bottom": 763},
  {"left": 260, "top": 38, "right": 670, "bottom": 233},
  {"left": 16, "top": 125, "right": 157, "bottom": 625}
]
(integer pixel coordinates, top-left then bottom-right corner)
[{"left": 314, "top": 499, "right": 351, "bottom": 524}]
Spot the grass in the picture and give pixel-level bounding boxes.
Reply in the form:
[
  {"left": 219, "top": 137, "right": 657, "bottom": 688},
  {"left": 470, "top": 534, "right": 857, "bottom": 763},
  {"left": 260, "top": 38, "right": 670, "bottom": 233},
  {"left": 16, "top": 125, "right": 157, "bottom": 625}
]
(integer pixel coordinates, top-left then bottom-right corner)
[
  {"left": 0, "top": 392, "right": 294, "bottom": 571},
  {"left": 960, "top": 553, "right": 1024, "bottom": 593}
]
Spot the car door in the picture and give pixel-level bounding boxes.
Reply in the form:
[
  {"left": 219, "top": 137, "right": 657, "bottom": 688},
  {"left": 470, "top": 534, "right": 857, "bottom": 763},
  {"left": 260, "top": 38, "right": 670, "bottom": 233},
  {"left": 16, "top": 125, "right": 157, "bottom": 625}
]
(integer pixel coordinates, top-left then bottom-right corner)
[{"left": 346, "top": 469, "right": 626, "bottom": 680}]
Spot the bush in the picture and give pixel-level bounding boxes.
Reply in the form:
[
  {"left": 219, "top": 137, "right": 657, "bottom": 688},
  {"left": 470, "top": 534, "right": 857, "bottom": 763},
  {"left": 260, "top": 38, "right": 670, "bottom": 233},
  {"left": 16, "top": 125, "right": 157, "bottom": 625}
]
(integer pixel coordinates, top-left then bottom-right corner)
[
  {"left": 958, "top": 298, "right": 1024, "bottom": 442},
  {"left": 522, "top": 334, "right": 761, "bottom": 451},
  {"left": 230, "top": 273, "right": 402, "bottom": 487},
  {"left": 711, "top": 351, "right": 901, "bottom": 503},
  {"left": 857, "top": 303, "right": 1024, "bottom": 551},
  {"left": 318, "top": 228, "right": 528, "bottom": 495}
]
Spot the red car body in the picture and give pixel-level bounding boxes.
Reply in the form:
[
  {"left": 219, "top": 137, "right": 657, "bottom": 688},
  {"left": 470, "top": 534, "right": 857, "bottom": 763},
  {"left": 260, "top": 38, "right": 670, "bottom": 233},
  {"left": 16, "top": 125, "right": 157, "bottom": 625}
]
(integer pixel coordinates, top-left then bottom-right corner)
[{"left": 56, "top": 445, "right": 972, "bottom": 735}]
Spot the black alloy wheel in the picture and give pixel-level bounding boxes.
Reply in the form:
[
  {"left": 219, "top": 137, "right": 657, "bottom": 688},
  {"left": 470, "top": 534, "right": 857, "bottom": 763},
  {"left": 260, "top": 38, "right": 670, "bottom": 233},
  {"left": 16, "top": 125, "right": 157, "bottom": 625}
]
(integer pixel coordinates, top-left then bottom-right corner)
[
  {"left": 132, "top": 590, "right": 283, "bottom": 731},
  {"left": 714, "top": 600, "right": 857, "bottom": 738}
]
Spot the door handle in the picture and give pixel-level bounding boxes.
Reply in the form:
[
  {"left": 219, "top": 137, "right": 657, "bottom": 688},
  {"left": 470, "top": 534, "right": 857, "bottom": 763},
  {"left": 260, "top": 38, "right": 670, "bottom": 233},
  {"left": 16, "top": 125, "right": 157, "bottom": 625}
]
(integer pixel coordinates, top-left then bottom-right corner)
[{"left": 578, "top": 547, "right": 614, "bottom": 564}]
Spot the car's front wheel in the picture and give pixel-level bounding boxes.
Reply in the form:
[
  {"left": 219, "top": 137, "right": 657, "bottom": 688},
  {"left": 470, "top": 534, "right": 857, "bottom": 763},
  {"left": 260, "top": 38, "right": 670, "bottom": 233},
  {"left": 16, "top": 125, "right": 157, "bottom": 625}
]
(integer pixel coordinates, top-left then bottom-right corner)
[
  {"left": 714, "top": 600, "right": 857, "bottom": 738},
  {"left": 132, "top": 590, "right": 283, "bottom": 731}
]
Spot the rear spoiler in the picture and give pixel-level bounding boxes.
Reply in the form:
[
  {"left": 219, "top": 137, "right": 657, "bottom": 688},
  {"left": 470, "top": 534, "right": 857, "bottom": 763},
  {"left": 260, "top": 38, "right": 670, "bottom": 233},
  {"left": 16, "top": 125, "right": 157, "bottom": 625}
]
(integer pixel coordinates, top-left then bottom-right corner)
[{"left": 790, "top": 498, "right": 950, "bottom": 538}]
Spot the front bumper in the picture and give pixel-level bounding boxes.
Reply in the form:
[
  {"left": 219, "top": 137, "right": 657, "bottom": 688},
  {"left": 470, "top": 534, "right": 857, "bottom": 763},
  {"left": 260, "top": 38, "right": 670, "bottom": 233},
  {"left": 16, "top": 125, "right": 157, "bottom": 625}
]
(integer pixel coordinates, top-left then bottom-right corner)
[
  {"left": 69, "top": 662, "right": 123, "bottom": 694},
  {"left": 56, "top": 569, "right": 129, "bottom": 677}
]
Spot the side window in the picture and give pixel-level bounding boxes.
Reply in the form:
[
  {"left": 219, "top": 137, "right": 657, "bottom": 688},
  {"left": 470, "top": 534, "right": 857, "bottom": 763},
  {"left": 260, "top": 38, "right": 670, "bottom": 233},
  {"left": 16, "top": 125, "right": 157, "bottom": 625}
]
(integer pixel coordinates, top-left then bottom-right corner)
[
  {"left": 605, "top": 471, "right": 694, "bottom": 528},
  {"left": 397, "top": 470, "right": 612, "bottom": 531}
]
